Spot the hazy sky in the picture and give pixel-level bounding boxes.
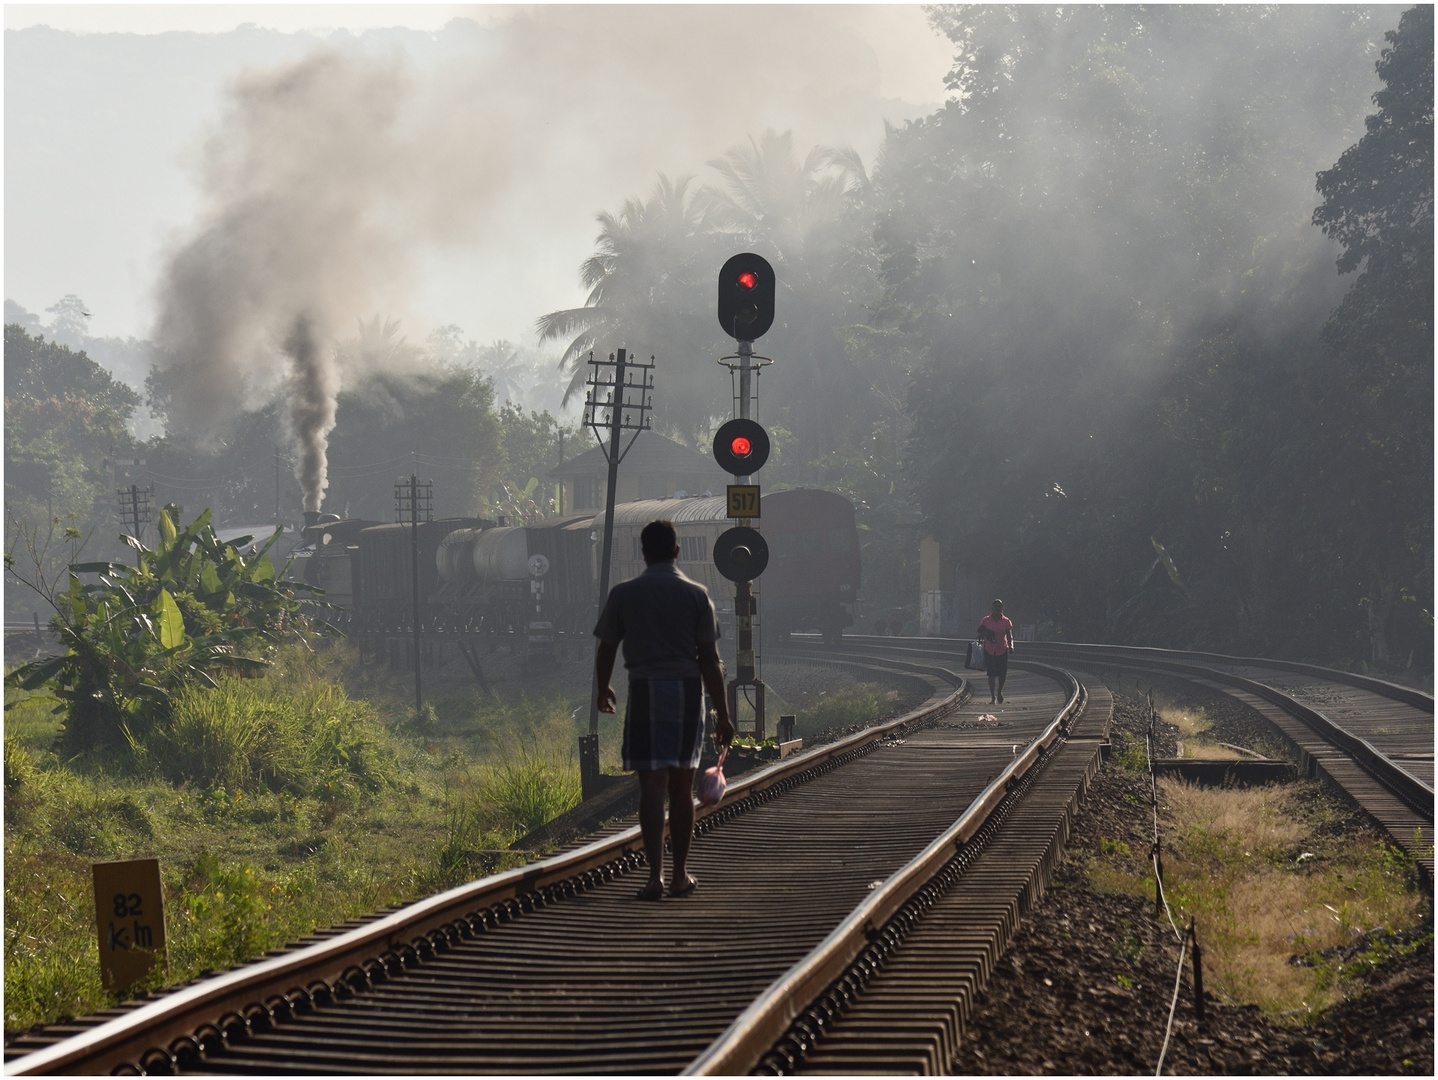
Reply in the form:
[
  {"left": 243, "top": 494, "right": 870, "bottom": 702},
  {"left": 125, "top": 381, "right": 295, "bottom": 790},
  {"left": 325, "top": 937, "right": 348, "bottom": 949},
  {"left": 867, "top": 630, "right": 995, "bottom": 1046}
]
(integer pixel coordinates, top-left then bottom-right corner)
[{"left": 5, "top": 4, "right": 954, "bottom": 359}]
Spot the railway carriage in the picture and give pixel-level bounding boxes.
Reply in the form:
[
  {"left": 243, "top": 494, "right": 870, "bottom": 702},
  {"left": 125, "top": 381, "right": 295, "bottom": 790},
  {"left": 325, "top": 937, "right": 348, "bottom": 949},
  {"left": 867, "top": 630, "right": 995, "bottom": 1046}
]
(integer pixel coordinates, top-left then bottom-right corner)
[
  {"left": 591, "top": 488, "right": 860, "bottom": 643},
  {"left": 302, "top": 489, "right": 861, "bottom": 646}
]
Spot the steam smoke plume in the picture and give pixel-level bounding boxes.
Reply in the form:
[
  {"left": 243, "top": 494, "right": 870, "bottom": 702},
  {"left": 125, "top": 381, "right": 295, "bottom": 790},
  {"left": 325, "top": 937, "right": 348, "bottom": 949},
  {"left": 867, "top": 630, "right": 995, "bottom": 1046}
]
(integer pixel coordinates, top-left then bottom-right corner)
[
  {"left": 282, "top": 316, "right": 338, "bottom": 512},
  {"left": 151, "top": 49, "right": 410, "bottom": 512}
]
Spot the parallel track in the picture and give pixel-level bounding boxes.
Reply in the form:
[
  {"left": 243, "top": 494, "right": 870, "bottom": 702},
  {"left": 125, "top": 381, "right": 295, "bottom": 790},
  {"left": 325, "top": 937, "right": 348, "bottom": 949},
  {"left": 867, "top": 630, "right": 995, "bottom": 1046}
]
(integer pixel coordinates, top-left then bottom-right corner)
[
  {"left": 693, "top": 637, "right": 1431, "bottom": 1074},
  {"left": 801, "top": 636, "right": 1433, "bottom": 875}
]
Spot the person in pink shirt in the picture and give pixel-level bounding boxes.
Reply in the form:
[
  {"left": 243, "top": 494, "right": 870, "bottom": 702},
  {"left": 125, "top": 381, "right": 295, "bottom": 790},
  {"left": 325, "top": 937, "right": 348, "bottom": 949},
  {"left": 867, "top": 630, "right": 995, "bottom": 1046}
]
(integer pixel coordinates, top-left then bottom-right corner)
[{"left": 977, "top": 599, "right": 1015, "bottom": 704}]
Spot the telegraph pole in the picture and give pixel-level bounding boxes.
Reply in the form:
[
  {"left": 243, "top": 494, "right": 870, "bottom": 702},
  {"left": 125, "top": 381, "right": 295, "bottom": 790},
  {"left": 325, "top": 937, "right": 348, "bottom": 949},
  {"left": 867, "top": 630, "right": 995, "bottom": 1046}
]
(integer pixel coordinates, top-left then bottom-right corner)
[
  {"left": 116, "top": 484, "right": 154, "bottom": 565},
  {"left": 556, "top": 428, "right": 565, "bottom": 515},
  {"left": 580, "top": 348, "right": 655, "bottom": 798},
  {"left": 273, "top": 447, "right": 283, "bottom": 526},
  {"left": 395, "top": 475, "right": 433, "bottom": 720}
]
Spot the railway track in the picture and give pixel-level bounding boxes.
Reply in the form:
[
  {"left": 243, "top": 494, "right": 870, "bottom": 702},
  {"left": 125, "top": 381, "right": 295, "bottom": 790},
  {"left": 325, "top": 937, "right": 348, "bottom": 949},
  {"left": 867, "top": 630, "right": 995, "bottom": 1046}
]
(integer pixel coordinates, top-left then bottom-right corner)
[
  {"left": 6, "top": 648, "right": 1104, "bottom": 1075},
  {"left": 6, "top": 636, "right": 1426, "bottom": 1075},
  {"left": 819, "top": 636, "right": 1433, "bottom": 879}
]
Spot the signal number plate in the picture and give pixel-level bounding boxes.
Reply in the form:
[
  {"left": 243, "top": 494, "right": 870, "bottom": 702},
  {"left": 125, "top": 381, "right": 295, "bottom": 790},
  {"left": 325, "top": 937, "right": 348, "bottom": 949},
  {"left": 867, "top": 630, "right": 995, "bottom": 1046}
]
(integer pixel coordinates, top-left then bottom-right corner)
[{"left": 726, "top": 485, "right": 760, "bottom": 518}]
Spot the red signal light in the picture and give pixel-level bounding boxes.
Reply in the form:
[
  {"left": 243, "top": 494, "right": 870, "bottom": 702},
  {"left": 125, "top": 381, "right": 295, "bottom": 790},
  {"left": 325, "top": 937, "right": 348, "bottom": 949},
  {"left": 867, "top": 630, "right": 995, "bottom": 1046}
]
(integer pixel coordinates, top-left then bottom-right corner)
[
  {"left": 730, "top": 436, "right": 753, "bottom": 457},
  {"left": 736, "top": 270, "right": 757, "bottom": 290}
]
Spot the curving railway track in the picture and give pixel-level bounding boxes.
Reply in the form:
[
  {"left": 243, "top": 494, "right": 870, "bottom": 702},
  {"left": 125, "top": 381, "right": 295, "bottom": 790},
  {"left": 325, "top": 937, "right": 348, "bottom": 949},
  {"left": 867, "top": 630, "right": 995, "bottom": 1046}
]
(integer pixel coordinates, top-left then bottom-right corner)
[
  {"left": 822, "top": 636, "right": 1433, "bottom": 878},
  {"left": 4, "top": 637, "right": 1430, "bottom": 1075}
]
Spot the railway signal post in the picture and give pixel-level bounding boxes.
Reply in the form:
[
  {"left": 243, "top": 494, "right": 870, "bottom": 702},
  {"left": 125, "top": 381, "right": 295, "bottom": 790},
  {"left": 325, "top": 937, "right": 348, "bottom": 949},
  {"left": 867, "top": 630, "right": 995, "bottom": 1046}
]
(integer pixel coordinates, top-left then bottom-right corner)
[
  {"left": 580, "top": 348, "right": 655, "bottom": 798},
  {"left": 714, "top": 253, "right": 775, "bottom": 740}
]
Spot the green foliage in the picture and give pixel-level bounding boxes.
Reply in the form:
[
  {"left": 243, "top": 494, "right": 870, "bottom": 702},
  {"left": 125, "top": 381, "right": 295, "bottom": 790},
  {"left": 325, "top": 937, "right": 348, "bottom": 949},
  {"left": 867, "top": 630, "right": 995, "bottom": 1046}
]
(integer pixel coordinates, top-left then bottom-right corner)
[
  {"left": 129, "top": 678, "right": 397, "bottom": 797},
  {"left": 4, "top": 322, "right": 138, "bottom": 417},
  {"left": 492, "top": 403, "right": 577, "bottom": 522},
  {"left": 1306, "top": 5, "right": 1433, "bottom": 667},
  {"left": 4, "top": 733, "right": 38, "bottom": 794},
  {"left": 482, "top": 752, "right": 581, "bottom": 836},
  {"left": 322, "top": 365, "right": 501, "bottom": 520},
  {"left": 1108, "top": 732, "right": 1150, "bottom": 775},
  {"left": 795, "top": 683, "right": 894, "bottom": 736},
  {"left": 172, "top": 853, "right": 271, "bottom": 973},
  {"left": 143, "top": 357, "right": 502, "bottom": 526},
  {"left": 1, "top": 642, "right": 604, "bottom": 1033},
  {"left": 4, "top": 324, "right": 143, "bottom": 607},
  {"left": 4, "top": 506, "right": 325, "bottom": 754},
  {"left": 889, "top": 6, "right": 1429, "bottom": 668}
]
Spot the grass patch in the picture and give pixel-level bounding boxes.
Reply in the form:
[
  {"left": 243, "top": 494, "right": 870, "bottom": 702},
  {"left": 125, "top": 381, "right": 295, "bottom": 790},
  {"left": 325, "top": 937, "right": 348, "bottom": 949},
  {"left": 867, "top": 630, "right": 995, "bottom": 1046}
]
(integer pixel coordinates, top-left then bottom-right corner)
[
  {"left": 1089, "top": 778, "right": 1430, "bottom": 1022},
  {"left": 794, "top": 683, "right": 899, "bottom": 737},
  {"left": 1110, "top": 730, "right": 1150, "bottom": 774},
  {"left": 3, "top": 643, "right": 593, "bottom": 1033}
]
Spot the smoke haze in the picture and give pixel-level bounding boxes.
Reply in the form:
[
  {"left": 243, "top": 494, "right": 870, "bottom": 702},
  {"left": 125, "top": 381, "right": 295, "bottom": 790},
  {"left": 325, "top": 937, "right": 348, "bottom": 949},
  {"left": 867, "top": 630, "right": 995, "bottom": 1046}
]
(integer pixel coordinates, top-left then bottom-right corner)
[
  {"left": 7, "top": 7, "right": 945, "bottom": 338},
  {"left": 131, "top": 6, "right": 947, "bottom": 507}
]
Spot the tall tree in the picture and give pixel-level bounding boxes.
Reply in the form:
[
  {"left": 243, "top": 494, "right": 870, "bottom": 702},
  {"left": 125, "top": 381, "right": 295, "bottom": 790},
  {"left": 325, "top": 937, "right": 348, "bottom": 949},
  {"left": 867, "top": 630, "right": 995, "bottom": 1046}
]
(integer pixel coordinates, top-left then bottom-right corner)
[
  {"left": 536, "top": 174, "right": 725, "bottom": 442},
  {"left": 885, "top": 5, "right": 1392, "bottom": 656},
  {"left": 1309, "top": 5, "right": 1433, "bottom": 665},
  {"left": 5, "top": 323, "right": 143, "bottom": 616}
]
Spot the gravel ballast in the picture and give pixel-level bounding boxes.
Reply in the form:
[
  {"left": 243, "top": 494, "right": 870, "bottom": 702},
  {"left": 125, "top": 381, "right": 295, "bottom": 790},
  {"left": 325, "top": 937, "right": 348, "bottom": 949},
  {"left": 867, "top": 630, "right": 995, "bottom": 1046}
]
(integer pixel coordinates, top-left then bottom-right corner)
[{"left": 949, "top": 688, "right": 1434, "bottom": 1076}]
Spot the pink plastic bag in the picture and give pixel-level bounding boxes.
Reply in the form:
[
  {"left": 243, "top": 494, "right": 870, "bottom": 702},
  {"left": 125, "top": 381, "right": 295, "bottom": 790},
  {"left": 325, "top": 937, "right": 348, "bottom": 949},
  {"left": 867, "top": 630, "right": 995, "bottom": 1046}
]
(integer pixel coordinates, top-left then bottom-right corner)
[{"left": 697, "top": 746, "right": 728, "bottom": 806}]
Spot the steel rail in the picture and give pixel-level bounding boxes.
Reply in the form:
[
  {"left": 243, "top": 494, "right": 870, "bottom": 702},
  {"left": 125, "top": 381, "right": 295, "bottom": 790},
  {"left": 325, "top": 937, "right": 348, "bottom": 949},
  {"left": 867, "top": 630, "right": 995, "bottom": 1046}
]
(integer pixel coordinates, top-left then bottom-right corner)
[
  {"left": 791, "top": 635, "right": 1432, "bottom": 880},
  {"left": 828, "top": 634, "right": 1432, "bottom": 708},
  {"left": 1022, "top": 643, "right": 1433, "bottom": 816},
  {"left": 1021, "top": 640, "right": 1433, "bottom": 711},
  {"left": 7, "top": 665, "right": 968, "bottom": 1076},
  {"left": 683, "top": 662, "right": 1085, "bottom": 1075},
  {"left": 798, "top": 636, "right": 1431, "bottom": 813}
]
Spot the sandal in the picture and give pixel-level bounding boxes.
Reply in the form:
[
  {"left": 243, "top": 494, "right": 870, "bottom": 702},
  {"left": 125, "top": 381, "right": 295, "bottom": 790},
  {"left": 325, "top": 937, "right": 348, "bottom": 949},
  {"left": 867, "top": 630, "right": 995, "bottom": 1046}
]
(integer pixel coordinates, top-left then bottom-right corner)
[
  {"left": 636, "top": 881, "right": 665, "bottom": 901},
  {"left": 668, "top": 875, "right": 698, "bottom": 898}
]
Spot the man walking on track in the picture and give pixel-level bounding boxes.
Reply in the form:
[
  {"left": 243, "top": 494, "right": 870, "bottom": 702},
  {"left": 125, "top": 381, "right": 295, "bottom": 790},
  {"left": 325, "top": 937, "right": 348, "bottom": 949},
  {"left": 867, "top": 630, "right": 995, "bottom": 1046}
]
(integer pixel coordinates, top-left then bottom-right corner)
[
  {"left": 595, "top": 519, "right": 735, "bottom": 900},
  {"left": 977, "top": 598, "right": 1015, "bottom": 705}
]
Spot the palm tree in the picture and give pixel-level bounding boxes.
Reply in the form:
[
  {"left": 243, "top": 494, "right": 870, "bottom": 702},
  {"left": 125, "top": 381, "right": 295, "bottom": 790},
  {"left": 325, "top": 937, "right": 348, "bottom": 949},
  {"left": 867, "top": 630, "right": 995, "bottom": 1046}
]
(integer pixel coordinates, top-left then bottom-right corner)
[
  {"left": 467, "top": 340, "right": 528, "bottom": 406},
  {"left": 536, "top": 174, "right": 712, "bottom": 405},
  {"left": 698, "top": 131, "right": 868, "bottom": 273},
  {"left": 340, "top": 314, "right": 420, "bottom": 370},
  {"left": 697, "top": 131, "right": 876, "bottom": 472}
]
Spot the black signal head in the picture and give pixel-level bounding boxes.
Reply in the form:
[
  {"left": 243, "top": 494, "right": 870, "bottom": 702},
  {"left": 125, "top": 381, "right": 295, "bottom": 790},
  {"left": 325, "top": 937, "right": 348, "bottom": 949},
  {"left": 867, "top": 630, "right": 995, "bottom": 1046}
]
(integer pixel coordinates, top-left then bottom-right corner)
[
  {"left": 713, "top": 526, "right": 769, "bottom": 582},
  {"left": 713, "top": 418, "right": 770, "bottom": 475},
  {"left": 717, "top": 253, "right": 775, "bottom": 341}
]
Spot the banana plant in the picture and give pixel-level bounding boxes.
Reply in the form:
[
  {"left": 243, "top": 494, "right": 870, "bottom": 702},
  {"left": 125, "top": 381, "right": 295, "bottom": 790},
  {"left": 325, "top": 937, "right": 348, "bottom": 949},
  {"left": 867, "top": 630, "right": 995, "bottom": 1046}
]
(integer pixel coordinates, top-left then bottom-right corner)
[{"left": 5, "top": 505, "right": 330, "bottom": 753}]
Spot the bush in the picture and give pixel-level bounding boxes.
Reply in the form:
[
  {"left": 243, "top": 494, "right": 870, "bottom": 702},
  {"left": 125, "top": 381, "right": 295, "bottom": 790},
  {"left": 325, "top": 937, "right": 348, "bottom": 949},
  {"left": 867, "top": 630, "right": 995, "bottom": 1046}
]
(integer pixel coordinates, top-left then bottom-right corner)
[
  {"left": 5, "top": 506, "right": 326, "bottom": 755},
  {"left": 483, "top": 752, "right": 580, "bottom": 836},
  {"left": 129, "top": 678, "right": 399, "bottom": 798}
]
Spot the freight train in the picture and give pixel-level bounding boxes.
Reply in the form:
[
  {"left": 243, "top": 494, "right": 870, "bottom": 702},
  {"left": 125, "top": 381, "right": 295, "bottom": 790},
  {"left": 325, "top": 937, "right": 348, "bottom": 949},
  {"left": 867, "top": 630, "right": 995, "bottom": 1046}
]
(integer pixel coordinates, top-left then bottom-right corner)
[{"left": 298, "top": 488, "right": 860, "bottom": 647}]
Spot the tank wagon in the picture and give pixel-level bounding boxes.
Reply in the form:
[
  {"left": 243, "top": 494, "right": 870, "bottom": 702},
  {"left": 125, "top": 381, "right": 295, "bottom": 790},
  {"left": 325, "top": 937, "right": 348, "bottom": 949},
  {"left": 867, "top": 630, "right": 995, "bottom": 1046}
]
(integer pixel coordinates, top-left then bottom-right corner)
[
  {"left": 593, "top": 489, "right": 859, "bottom": 643},
  {"left": 300, "top": 488, "right": 860, "bottom": 648}
]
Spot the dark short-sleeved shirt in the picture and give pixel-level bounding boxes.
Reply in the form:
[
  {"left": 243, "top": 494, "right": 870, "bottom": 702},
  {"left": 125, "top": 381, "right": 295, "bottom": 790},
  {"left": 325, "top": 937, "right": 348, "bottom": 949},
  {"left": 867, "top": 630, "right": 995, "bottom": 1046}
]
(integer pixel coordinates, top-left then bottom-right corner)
[{"left": 593, "top": 562, "right": 721, "bottom": 680}]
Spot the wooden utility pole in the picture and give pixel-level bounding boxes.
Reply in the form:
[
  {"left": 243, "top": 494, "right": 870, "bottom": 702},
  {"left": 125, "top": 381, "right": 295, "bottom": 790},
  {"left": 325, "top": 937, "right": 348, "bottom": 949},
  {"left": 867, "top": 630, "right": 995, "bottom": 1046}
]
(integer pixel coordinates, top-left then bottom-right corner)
[
  {"left": 579, "top": 349, "right": 655, "bottom": 798},
  {"left": 395, "top": 475, "right": 433, "bottom": 720}
]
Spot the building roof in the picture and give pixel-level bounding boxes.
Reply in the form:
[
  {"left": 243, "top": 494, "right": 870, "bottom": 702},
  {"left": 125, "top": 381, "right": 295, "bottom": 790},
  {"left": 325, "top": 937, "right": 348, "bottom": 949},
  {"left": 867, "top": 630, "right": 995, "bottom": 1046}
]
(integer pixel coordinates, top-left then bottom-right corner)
[{"left": 548, "top": 431, "right": 716, "bottom": 479}]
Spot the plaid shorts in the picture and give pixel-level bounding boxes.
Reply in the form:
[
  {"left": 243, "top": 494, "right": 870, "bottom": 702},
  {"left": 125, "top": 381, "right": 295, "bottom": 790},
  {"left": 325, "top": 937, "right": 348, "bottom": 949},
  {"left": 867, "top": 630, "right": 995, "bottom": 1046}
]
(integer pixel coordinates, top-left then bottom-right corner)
[{"left": 622, "top": 677, "right": 704, "bottom": 772}]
